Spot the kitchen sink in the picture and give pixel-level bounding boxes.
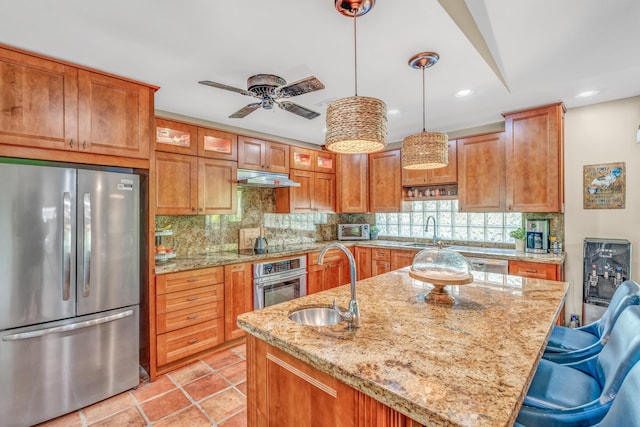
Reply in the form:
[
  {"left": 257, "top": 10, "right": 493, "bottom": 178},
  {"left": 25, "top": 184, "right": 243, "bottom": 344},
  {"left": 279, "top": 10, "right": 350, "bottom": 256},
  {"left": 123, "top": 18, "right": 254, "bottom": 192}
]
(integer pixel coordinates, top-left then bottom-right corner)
[{"left": 288, "top": 307, "right": 342, "bottom": 326}]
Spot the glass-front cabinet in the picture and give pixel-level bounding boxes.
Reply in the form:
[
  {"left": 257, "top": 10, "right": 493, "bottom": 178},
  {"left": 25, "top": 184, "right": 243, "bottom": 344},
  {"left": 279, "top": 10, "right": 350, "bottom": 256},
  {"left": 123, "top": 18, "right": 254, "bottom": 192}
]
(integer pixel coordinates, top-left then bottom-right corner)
[
  {"left": 155, "top": 118, "right": 198, "bottom": 155},
  {"left": 198, "top": 128, "right": 237, "bottom": 161},
  {"left": 291, "top": 146, "right": 335, "bottom": 173}
]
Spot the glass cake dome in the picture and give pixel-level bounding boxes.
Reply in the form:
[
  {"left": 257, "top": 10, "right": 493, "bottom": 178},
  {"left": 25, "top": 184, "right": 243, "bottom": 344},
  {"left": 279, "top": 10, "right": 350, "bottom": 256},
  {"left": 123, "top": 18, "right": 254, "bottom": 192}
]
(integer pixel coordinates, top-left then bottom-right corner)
[{"left": 409, "top": 245, "right": 474, "bottom": 304}]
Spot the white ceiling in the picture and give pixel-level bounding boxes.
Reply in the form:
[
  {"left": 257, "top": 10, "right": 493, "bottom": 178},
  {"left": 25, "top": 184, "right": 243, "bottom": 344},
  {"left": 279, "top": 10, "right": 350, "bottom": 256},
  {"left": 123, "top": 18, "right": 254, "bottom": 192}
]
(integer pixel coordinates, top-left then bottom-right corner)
[{"left": 2, "top": 0, "right": 640, "bottom": 146}]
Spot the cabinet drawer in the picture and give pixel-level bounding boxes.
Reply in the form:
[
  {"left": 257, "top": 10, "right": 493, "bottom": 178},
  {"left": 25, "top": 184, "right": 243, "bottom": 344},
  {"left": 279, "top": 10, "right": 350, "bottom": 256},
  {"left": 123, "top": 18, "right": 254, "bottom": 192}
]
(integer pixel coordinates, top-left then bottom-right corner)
[
  {"left": 157, "top": 318, "right": 224, "bottom": 366},
  {"left": 156, "top": 267, "right": 223, "bottom": 295},
  {"left": 157, "top": 301, "right": 224, "bottom": 334},
  {"left": 509, "top": 261, "right": 558, "bottom": 280},
  {"left": 309, "top": 249, "right": 343, "bottom": 265},
  {"left": 156, "top": 283, "right": 224, "bottom": 314},
  {"left": 372, "top": 249, "right": 391, "bottom": 261}
]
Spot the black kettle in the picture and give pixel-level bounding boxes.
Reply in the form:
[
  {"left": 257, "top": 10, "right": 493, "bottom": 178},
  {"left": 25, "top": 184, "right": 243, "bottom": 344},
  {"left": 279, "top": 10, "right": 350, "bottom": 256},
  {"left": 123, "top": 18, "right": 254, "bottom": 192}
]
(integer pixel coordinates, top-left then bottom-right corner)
[{"left": 254, "top": 236, "right": 268, "bottom": 253}]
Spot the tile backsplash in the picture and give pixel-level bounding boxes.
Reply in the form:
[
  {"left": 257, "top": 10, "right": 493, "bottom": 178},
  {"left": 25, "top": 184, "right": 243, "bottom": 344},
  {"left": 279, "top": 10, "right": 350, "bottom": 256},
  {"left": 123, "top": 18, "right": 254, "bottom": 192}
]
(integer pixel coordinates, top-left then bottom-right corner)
[{"left": 155, "top": 187, "right": 374, "bottom": 256}]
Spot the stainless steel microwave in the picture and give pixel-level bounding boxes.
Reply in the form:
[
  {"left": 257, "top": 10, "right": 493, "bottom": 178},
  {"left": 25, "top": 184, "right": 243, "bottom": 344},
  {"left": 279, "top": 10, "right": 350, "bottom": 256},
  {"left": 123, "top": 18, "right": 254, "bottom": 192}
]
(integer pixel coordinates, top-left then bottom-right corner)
[{"left": 337, "top": 223, "right": 370, "bottom": 241}]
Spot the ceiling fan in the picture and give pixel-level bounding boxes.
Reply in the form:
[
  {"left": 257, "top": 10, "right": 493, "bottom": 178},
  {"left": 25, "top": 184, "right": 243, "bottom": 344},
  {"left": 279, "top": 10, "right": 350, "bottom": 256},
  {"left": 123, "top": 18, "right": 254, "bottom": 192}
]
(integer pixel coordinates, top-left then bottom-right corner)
[{"left": 199, "top": 74, "right": 325, "bottom": 119}]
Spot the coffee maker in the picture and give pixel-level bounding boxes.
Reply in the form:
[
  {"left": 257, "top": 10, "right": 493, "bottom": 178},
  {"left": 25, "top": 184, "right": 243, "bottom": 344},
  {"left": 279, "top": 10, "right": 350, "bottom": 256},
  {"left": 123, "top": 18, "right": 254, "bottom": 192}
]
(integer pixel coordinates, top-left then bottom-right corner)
[{"left": 526, "top": 219, "right": 550, "bottom": 253}]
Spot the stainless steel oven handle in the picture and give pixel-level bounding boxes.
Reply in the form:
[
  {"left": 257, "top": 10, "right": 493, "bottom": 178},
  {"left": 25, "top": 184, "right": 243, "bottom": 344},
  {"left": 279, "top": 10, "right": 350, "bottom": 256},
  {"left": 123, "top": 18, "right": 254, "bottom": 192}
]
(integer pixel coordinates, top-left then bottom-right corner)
[{"left": 254, "top": 270, "right": 307, "bottom": 286}]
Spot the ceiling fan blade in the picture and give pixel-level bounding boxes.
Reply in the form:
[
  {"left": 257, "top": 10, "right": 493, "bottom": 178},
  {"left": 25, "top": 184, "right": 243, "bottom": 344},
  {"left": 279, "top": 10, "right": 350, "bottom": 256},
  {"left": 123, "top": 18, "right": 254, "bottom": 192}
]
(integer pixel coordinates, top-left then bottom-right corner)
[
  {"left": 229, "top": 102, "right": 261, "bottom": 118},
  {"left": 275, "top": 76, "right": 325, "bottom": 98},
  {"left": 277, "top": 101, "right": 321, "bottom": 120},
  {"left": 199, "top": 80, "right": 253, "bottom": 97}
]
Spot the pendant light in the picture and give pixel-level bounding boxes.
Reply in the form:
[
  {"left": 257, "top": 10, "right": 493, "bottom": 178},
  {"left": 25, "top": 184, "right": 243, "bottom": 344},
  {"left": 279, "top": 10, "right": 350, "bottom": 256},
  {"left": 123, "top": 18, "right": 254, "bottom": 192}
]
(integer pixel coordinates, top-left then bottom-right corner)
[
  {"left": 402, "top": 52, "right": 448, "bottom": 170},
  {"left": 325, "top": 0, "right": 387, "bottom": 154}
]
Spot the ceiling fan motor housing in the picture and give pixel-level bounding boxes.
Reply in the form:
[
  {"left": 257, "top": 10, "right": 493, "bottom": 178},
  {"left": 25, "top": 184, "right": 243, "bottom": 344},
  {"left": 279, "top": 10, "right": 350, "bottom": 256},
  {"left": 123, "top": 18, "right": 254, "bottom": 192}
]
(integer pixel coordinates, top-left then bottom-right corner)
[{"left": 247, "top": 74, "right": 286, "bottom": 97}]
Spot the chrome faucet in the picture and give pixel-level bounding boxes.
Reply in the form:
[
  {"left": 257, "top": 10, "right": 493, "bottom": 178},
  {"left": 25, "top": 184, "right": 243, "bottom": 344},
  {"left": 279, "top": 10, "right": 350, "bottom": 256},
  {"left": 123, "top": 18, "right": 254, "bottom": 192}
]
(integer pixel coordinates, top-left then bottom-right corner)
[
  {"left": 425, "top": 215, "right": 439, "bottom": 245},
  {"left": 318, "top": 242, "right": 361, "bottom": 328}
]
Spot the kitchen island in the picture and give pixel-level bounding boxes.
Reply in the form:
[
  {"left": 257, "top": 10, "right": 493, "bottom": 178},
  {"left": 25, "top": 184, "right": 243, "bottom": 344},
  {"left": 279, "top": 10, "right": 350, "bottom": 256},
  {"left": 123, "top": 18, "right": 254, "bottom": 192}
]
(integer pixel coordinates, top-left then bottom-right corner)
[{"left": 238, "top": 268, "right": 568, "bottom": 426}]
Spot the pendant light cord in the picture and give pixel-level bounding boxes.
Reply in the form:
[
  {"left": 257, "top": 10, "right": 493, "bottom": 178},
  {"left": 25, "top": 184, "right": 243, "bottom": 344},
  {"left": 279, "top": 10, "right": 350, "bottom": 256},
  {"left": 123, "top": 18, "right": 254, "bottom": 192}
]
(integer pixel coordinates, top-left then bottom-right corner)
[
  {"left": 422, "top": 66, "right": 426, "bottom": 132},
  {"left": 353, "top": 10, "right": 358, "bottom": 96}
]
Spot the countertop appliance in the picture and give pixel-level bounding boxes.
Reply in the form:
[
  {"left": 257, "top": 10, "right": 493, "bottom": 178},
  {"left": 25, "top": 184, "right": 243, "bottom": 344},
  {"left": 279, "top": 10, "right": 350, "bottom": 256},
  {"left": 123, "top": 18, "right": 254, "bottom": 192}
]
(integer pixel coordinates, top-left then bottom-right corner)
[
  {"left": 254, "top": 255, "right": 307, "bottom": 309},
  {"left": 338, "top": 223, "right": 370, "bottom": 241},
  {"left": 526, "top": 219, "right": 550, "bottom": 253},
  {"left": 0, "top": 160, "right": 140, "bottom": 427}
]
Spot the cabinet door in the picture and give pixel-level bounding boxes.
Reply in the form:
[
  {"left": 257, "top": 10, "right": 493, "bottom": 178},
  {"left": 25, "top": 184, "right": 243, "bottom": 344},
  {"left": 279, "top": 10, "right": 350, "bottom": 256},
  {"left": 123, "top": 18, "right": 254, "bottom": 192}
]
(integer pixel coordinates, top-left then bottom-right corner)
[
  {"left": 354, "top": 247, "right": 372, "bottom": 280},
  {"left": 369, "top": 149, "right": 402, "bottom": 212},
  {"left": 198, "top": 127, "right": 237, "bottom": 161},
  {"left": 155, "top": 152, "right": 198, "bottom": 215},
  {"left": 504, "top": 103, "right": 564, "bottom": 212},
  {"left": 315, "top": 151, "right": 336, "bottom": 173},
  {"left": 288, "top": 169, "right": 314, "bottom": 212},
  {"left": 428, "top": 139, "right": 458, "bottom": 185},
  {"left": 372, "top": 259, "right": 391, "bottom": 276},
  {"left": 307, "top": 263, "right": 325, "bottom": 295},
  {"left": 324, "top": 260, "right": 344, "bottom": 290},
  {"left": 155, "top": 118, "right": 198, "bottom": 155},
  {"left": 291, "top": 146, "right": 315, "bottom": 171},
  {"left": 391, "top": 250, "right": 415, "bottom": 270},
  {"left": 198, "top": 158, "right": 238, "bottom": 214},
  {"left": 0, "top": 47, "right": 78, "bottom": 151},
  {"left": 337, "top": 154, "right": 369, "bottom": 213},
  {"left": 224, "top": 263, "right": 253, "bottom": 341},
  {"left": 77, "top": 70, "right": 151, "bottom": 159},
  {"left": 508, "top": 261, "right": 559, "bottom": 280},
  {"left": 238, "top": 136, "right": 265, "bottom": 170},
  {"left": 402, "top": 167, "right": 428, "bottom": 186},
  {"left": 314, "top": 172, "right": 336, "bottom": 213},
  {"left": 458, "top": 132, "right": 506, "bottom": 212},
  {"left": 266, "top": 141, "right": 290, "bottom": 173}
]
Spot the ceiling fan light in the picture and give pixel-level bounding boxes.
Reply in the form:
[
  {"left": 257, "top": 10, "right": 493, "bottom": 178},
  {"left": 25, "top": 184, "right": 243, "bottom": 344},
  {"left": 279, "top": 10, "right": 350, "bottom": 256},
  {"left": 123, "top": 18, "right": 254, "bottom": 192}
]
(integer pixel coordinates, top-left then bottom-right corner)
[
  {"left": 402, "top": 131, "right": 448, "bottom": 169},
  {"left": 325, "top": 96, "right": 387, "bottom": 153}
]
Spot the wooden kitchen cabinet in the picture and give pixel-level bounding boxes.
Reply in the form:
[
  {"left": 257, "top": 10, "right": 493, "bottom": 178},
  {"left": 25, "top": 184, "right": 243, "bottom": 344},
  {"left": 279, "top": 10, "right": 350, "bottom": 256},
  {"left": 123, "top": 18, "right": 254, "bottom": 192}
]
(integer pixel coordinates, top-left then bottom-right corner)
[
  {"left": 291, "top": 146, "right": 336, "bottom": 173},
  {"left": 503, "top": 102, "right": 565, "bottom": 212},
  {"left": 155, "top": 152, "right": 237, "bottom": 215},
  {"left": 369, "top": 149, "right": 402, "bottom": 213},
  {"left": 509, "top": 260, "right": 565, "bottom": 325},
  {"left": 402, "top": 140, "right": 458, "bottom": 186},
  {"left": 458, "top": 132, "right": 506, "bottom": 212},
  {"left": 308, "top": 249, "right": 350, "bottom": 294},
  {"left": 224, "top": 262, "right": 253, "bottom": 341},
  {"left": 336, "top": 154, "right": 369, "bottom": 213},
  {"left": 371, "top": 248, "right": 391, "bottom": 276},
  {"left": 0, "top": 45, "right": 154, "bottom": 160},
  {"left": 198, "top": 127, "right": 237, "bottom": 161},
  {"left": 275, "top": 169, "right": 335, "bottom": 213},
  {"left": 155, "top": 267, "right": 225, "bottom": 371},
  {"left": 391, "top": 249, "right": 415, "bottom": 271},
  {"left": 238, "top": 136, "right": 289, "bottom": 173},
  {"left": 354, "top": 247, "right": 372, "bottom": 280},
  {"left": 155, "top": 118, "right": 199, "bottom": 155}
]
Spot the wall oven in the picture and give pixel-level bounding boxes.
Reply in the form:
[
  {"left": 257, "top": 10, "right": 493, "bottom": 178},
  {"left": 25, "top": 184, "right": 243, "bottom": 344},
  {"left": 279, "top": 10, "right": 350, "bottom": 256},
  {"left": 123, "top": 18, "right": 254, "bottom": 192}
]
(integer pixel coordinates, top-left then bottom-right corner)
[{"left": 254, "top": 255, "right": 307, "bottom": 310}]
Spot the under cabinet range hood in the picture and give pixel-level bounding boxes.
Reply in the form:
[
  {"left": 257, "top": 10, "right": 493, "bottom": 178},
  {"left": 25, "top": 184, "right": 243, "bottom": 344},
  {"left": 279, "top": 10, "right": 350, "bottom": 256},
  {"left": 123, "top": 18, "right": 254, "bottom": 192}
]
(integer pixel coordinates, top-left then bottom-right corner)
[{"left": 237, "top": 169, "right": 301, "bottom": 188}]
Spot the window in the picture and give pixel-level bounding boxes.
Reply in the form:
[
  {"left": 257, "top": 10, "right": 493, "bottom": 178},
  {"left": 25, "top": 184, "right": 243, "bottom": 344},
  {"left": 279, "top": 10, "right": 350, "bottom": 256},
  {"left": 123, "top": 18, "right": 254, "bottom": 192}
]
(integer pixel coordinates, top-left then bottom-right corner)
[{"left": 375, "top": 200, "right": 522, "bottom": 244}]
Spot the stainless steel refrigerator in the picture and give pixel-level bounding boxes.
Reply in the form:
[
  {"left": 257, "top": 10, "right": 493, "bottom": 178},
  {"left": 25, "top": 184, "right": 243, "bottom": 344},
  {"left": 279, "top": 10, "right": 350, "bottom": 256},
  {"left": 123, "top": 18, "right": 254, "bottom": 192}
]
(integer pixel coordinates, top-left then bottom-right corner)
[{"left": 0, "top": 160, "right": 140, "bottom": 426}]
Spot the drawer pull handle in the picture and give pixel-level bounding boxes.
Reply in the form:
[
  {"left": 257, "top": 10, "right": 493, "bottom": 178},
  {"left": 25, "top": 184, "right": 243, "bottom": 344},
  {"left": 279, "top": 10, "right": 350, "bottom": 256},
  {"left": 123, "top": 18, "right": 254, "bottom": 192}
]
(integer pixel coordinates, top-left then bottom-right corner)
[
  {"left": 188, "top": 338, "right": 199, "bottom": 344},
  {"left": 233, "top": 265, "right": 243, "bottom": 270},
  {"left": 187, "top": 296, "right": 199, "bottom": 301},
  {"left": 187, "top": 314, "right": 198, "bottom": 320},
  {"left": 187, "top": 277, "right": 198, "bottom": 282},
  {"left": 526, "top": 270, "right": 538, "bottom": 273}
]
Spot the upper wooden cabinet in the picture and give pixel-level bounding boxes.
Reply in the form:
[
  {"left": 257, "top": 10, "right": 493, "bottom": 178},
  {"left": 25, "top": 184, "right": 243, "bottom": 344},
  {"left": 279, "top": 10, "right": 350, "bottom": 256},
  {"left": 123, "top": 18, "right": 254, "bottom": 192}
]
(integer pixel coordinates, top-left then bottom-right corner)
[
  {"left": 275, "top": 169, "right": 335, "bottom": 213},
  {"left": 402, "top": 140, "right": 458, "bottom": 186},
  {"left": 458, "top": 132, "right": 506, "bottom": 212},
  {"left": 290, "top": 146, "right": 336, "bottom": 173},
  {"left": 0, "top": 46, "right": 154, "bottom": 160},
  {"left": 155, "top": 118, "right": 198, "bottom": 155},
  {"left": 238, "top": 136, "right": 289, "bottom": 173},
  {"left": 503, "top": 102, "right": 565, "bottom": 212},
  {"left": 369, "top": 149, "right": 402, "bottom": 213},
  {"left": 155, "top": 152, "right": 237, "bottom": 215},
  {"left": 336, "top": 154, "right": 369, "bottom": 213},
  {"left": 198, "top": 127, "right": 237, "bottom": 161}
]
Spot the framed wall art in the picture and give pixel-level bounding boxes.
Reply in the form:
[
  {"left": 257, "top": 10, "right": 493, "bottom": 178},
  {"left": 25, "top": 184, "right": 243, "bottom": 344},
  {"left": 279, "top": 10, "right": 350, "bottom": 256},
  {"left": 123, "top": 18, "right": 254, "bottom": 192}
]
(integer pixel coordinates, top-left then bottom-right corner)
[{"left": 583, "top": 162, "right": 625, "bottom": 209}]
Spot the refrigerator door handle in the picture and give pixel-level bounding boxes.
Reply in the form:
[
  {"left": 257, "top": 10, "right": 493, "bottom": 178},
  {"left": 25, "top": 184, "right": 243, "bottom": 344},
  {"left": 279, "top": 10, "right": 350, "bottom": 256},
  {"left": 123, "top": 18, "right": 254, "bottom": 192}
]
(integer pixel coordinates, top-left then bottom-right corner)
[
  {"left": 1, "top": 309, "right": 134, "bottom": 341},
  {"left": 82, "top": 192, "right": 91, "bottom": 298},
  {"left": 63, "top": 192, "right": 71, "bottom": 301}
]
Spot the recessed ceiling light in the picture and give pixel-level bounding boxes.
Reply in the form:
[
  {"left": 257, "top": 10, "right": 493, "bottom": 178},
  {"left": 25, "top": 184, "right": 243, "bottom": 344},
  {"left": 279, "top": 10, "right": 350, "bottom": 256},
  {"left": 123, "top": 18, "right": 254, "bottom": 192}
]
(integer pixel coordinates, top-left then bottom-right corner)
[
  {"left": 387, "top": 109, "right": 400, "bottom": 115},
  {"left": 455, "top": 89, "right": 474, "bottom": 97},
  {"left": 576, "top": 90, "right": 599, "bottom": 98}
]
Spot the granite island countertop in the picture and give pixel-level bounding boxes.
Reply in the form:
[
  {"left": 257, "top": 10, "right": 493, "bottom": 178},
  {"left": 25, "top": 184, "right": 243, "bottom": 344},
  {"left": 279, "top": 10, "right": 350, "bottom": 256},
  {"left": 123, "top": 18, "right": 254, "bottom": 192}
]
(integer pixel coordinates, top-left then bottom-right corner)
[
  {"left": 155, "top": 240, "right": 565, "bottom": 275},
  {"left": 237, "top": 268, "right": 568, "bottom": 427}
]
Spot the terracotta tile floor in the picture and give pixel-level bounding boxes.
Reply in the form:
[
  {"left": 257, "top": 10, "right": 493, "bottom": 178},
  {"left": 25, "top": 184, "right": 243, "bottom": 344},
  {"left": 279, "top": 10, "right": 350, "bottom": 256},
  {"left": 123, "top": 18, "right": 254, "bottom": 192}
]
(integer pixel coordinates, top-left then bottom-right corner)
[{"left": 37, "top": 344, "right": 247, "bottom": 427}]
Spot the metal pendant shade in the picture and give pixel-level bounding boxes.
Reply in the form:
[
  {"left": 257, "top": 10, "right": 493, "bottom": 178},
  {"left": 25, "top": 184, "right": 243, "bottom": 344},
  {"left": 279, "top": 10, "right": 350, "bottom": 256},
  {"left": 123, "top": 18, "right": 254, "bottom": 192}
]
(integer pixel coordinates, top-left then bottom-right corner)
[
  {"left": 402, "top": 52, "right": 448, "bottom": 169},
  {"left": 325, "top": 0, "right": 387, "bottom": 154}
]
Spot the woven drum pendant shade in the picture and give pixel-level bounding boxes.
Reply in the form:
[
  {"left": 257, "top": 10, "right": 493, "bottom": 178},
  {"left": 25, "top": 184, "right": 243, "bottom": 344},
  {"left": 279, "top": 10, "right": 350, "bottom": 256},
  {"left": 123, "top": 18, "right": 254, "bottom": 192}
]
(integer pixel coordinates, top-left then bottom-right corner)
[
  {"left": 325, "top": 96, "right": 387, "bottom": 153},
  {"left": 402, "top": 131, "right": 448, "bottom": 169}
]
